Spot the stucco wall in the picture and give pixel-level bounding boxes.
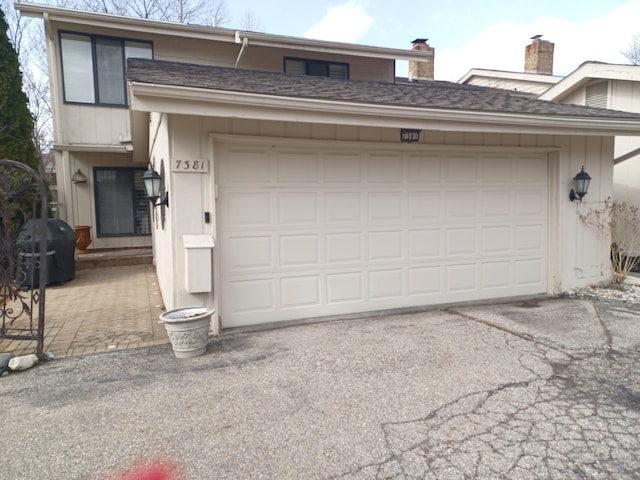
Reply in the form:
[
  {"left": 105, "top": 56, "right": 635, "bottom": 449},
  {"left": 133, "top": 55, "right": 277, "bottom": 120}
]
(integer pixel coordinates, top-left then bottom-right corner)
[{"left": 150, "top": 114, "right": 615, "bottom": 332}]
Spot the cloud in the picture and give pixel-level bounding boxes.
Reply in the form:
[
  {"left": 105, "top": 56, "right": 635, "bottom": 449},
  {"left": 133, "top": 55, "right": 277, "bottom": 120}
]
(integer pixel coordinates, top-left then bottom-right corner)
[
  {"left": 304, "top": 0, "right": 374, "bottom": 43},
  {"left": 435, "top": 1, "right": 640, "bottom": 82}
]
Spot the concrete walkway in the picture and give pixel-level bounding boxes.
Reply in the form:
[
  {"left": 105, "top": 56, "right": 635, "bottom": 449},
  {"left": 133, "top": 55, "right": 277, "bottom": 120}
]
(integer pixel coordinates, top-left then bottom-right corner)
[
  {"left": 0, "top": 264, "right": 168, "bottom": 358},
  {"left": 2, "top": 296, "right": 640, "bottom": 479}
]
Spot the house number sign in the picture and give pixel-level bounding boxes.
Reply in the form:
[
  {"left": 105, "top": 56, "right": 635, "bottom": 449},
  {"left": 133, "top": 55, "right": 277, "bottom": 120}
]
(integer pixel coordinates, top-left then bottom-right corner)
[{"left": 171, "top": 159, "right": 209, "bottom": 172}]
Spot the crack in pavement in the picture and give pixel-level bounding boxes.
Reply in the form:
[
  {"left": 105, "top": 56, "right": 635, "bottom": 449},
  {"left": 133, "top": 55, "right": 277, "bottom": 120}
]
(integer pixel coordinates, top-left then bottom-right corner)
[{"left": 328, "top": 302, "right": 640, "bottom": 480}]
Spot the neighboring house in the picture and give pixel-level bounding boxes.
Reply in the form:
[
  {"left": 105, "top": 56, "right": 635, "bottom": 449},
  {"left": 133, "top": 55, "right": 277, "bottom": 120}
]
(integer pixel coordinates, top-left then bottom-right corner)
[
  {"left": 461, "top": 38, "right": 640, "bottom": 211},
  {"left": 16, "top": 3, "right": 640, "bottom": 332}
]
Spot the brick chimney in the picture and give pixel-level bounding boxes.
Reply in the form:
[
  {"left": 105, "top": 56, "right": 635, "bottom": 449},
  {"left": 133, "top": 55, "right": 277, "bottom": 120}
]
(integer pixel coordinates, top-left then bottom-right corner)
[
  {"left": 525, "top": 36, "right": 554, "bottom": 74},
  {"left": 409, "top": 38, "right": 434, "bottom": 81}
]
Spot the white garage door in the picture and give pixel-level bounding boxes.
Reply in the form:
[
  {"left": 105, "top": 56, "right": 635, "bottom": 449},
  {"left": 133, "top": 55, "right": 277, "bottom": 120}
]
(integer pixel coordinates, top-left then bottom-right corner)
[{"left": 217, "top": 143, "right": 548, "bottom": 328}]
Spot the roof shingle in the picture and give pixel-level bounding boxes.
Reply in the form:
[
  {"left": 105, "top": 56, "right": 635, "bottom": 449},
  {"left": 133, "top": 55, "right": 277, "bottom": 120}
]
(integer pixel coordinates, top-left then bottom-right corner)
[{"left": 127, "top": 58, "right": 640, "bottom": 120}]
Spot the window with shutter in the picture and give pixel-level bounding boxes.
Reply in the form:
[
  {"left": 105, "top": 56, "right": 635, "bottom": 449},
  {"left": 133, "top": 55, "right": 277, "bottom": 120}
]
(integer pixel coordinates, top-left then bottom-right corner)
[{"left": 586, "top": 81, "right": 608, "bottom": 109}]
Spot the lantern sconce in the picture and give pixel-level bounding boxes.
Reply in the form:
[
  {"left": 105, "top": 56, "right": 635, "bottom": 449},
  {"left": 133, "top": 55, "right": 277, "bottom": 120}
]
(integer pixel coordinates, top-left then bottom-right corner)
[
  {"left": 569, "top": 166, "right": 591, "bottom": 202},
  {"left": 143, "top": 168, "right": 169, "bottom": 208},
  {"left": 71, "top": 169, "right": 87, "bottom": 184}
]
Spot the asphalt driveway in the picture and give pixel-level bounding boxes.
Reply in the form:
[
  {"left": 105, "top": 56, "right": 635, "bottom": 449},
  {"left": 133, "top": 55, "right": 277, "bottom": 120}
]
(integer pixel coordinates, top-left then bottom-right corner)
[{"left": 1, "top": 297, "right": 640, "bottom": 479}]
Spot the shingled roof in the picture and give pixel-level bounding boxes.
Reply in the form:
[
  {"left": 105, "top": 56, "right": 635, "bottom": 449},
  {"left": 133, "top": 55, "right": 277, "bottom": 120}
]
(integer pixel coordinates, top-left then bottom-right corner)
[{"left": 127, "top": 58, "right": 640, "bottom": 120}]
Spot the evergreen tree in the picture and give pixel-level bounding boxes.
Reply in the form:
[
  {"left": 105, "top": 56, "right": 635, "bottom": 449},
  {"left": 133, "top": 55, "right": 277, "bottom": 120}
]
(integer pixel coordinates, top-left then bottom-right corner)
[{"left": 0, "top": 6, "right": 39, "bottom": 172}]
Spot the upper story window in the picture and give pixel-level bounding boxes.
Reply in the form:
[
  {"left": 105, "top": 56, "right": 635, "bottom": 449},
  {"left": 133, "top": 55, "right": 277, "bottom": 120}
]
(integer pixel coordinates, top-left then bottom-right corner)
[
  {"left": 284, "top": 57, "right": 349, "bottom": 79},
  {"left": 60, "top": 32, "right": 153, "bottom": 106}
]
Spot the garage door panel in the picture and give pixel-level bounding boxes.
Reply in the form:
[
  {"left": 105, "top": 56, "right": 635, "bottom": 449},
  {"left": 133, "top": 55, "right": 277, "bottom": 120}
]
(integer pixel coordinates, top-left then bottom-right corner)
[
  {"left": 481, "top": 261, "right": 512, "bottom": 289},
  {"left": 408, "top": 192, "right": 440, "bottom": 219},
  {"left": 515, "top": 259, "right": 544, "bottom": 286},
  {"left": 445, "top": 191, "right": 477, "bottom": 217},
  {"left": 326, "top": 233, "right": 363, "bottom": 264},
  {"left": 446, "top": 264, "right": 478, "bottom": 292},
  {"left": 324, "top": 153, "right": 361, "bottom": 182},
  {"left": 277, "top": 192, "right": 318, "bottom": 224},
  {"left": 220, "top": 148, "right": 271, "bottom": 182},
  {"left": 325, "top": 192, "right": 361, "bottom": 222},
  {"left": 481, "top": 190, "right": 512, "bottom": 216},
  {"left": 515, "top": 225, "right": 545, "bottom": 252},
  {"left": 281, "top": 275, "right": 321, "bottom": 309},
  {"left": 408, "top": 266, "right": 442, "bottom": 296},
  {"left": 481, "top": 156, "right": 513, "bottom": 182},
  {"left": 368, "top": 192, "right": 403, "bottom": 221},
  {"left": 515, "top": 156, "right": 548, "bottom": 182},
  {"left": 279, "top": 234, "right": 319, "bottom": 267},
  {"left": 408, "top": 229, "right": 442, "bottom": 259},
  {"left": 327, "top": 272, "right": 364, "bottom": 304},
  {"left": 226, "top": 192, "right": 271, "bottom": 226},
  {"left": 224, "top": 236, "right": 273, "bottom": 271},
  {"left": 482, "top": 226, "right": 511, "bottom": 254},
  {"left": 517, "top": 189, "right": 548, "bottom": 215},
  {"left": 369, "top": 231, "right": 403, "bottom": 261},
  {"left": 228, "top": 278, "right": 275, "bottom": 314},
  {"left": 446, "top": 227, "right": 477, "bottom": 256},
  {"left": 218, "top": 146, "right": 548, "bottom": 328},
  {"left": 367, "top": 154, "right": 403, "bottom": 182},
  {"left": 369, "top": 269, "right": 403, "bottom": 299},
  {"left": 445, "top": 156, "right": 478, "bottom": 182},
  {"left": 277, "top": 151, "right": 318, "bottom": 182},
  {"left": 407, "top": 154, "right": 442, "bottom": 182}
]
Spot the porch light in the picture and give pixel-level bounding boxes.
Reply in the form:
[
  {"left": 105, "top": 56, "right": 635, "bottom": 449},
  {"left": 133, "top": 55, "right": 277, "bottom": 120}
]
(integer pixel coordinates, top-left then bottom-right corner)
[
  {"left": 569, "top": 166, "right": 591, "bottom": 202},
  {"left": 71, "top": 169, "right": 87, "bottom": 184},
  {"left": 143, "top": 168, "right": 169, "bottom": 208}
]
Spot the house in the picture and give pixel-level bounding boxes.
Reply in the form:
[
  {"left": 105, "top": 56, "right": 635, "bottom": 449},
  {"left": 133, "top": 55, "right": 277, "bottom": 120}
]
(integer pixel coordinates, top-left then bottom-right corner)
[
  {"left": 16, "top": 3, "right": 640, "bottom": 332},
  {"left": 460, "top": 37, "right": 640, "bottom": 211}
]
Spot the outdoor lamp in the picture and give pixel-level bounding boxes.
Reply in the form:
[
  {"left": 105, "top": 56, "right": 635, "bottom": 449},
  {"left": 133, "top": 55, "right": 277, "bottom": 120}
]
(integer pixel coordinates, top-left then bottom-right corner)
[
  {"left": 569, "top": 166, "right": 591, "bottom": 202},
  {"left": 71, "top": 169, "right": 87, "bottom": 183},
  {"left": 143, "top": 168, "right": 169, "bottom": 208}
]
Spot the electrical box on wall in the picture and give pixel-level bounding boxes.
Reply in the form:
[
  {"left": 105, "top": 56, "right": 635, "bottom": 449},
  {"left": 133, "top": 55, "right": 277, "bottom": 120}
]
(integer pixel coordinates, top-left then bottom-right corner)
[{"left": 183, "top": 235, "right": 215, "bottom": 293}]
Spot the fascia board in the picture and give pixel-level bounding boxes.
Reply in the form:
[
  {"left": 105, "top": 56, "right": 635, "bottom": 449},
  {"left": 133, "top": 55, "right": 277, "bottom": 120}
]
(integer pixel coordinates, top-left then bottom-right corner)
[
  {"left": 16, "top": 2, "right": 237, "bottom": 42},
  {"left": 53, "top": 143, "right": 131, "bottom": 153},
  {"left": 459, "top": 68, "right": 561, "bottom": 85},
  {"left": 15, "top": 3, "right": 429, "bottom": 61},
  {"left": 540, "top": 64, "right": 640, "bottom": 101},
  {"left": 129, "top": 82, "right": 640, "bottom": 137},
  {"left": 235, "top": 31, "right": 433, "bottom": 62}
]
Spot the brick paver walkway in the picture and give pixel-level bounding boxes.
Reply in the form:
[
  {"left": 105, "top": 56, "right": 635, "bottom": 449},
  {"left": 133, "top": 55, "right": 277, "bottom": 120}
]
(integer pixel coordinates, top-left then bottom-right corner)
[{"left": 0, "top": 265, "right": 168, "bottom": 359}]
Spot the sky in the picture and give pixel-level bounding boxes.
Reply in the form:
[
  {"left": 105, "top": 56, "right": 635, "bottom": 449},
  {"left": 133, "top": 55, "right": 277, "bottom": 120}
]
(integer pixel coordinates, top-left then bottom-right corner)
[{"left": 224, "top": 0, "right": 640, "bottom": 81}]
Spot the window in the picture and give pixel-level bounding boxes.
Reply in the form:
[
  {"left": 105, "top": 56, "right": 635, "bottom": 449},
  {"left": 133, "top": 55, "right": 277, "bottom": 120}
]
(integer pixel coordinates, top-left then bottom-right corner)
[
  {"left": 284, "top": 57, "right": 349, "bottom": 79},
  {"left": 94, "top": 168, "right": 151, "bottom": 237},
  {"left": 586, "top": 81, "right": 608, "bottom": 109},
  {"left": 60, "top": 32, "right": 152, "bottom": 106}
]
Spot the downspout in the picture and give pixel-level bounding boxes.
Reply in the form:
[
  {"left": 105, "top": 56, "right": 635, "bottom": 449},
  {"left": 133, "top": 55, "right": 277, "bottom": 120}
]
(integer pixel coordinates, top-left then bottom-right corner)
[{"left": 234, "top": 33, "right": 249, "bottom": 68}]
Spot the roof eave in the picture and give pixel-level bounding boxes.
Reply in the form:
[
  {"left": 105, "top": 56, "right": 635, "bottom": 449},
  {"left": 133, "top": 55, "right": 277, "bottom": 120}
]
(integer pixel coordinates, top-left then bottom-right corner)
[
  {"left": 15, "top": 2, "right": 432, "bottom": 62},
  {"left": 128, "top": 82, "right": 640, "bottom": 137}
]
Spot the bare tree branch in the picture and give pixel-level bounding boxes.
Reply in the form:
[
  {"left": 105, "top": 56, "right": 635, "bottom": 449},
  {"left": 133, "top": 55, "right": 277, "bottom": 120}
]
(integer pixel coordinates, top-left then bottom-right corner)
[
  {"left": 621, "top": 32, "right": 640, "bottom": 65},
  {"left": 240, "top": 10, "right": 263, "bottom": 32}
]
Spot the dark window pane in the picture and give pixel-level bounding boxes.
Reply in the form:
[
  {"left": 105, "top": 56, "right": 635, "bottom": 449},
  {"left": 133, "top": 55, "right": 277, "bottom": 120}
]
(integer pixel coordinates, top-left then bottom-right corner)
[
  {"left": 95, "top": 168, "right": 150, "bottom": 236},
  {"left": 308, "top": 61, "right": 328, "bottom": 77},
  {"left": 96, "top": 38, "right": 125, "bottom": 105}
]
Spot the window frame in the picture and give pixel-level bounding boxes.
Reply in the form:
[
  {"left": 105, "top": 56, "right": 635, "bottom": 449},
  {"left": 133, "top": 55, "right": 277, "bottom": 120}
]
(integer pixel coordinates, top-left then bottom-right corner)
[
  {"left": 283, "top": 56, "right": 350, "bottom": 79},
  {"left": 59, "top": 31, "right": 153, "bottom": 107},
  {"left": 93, "top": 167, "right": 151, "bottom": 238}
]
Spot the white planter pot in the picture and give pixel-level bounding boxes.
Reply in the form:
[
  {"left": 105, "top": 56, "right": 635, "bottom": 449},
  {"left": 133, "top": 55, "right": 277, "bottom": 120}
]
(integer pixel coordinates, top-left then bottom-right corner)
[{"left": 159, "top": 307, "right": 214, "bottom": 358}]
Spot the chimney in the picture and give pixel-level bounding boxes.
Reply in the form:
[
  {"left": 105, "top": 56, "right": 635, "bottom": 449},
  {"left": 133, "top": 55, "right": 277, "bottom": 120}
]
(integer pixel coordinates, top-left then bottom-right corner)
[
  {"left": 409, "top": 38, "right": 434, "bottom": 81},
  {"left": 525, "top": 35, "right": 554, "bottom": 74}
]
